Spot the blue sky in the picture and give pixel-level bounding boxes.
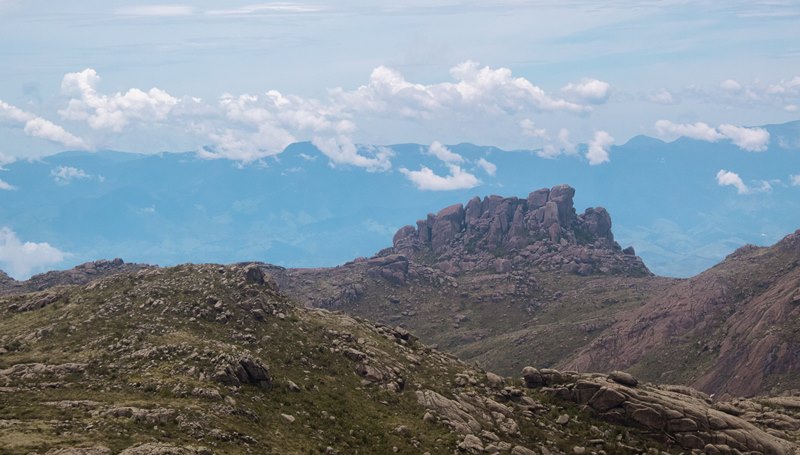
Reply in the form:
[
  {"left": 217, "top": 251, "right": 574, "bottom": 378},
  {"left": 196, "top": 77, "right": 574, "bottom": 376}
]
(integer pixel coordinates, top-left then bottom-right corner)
[{"left": 1, "top": 1, "right": 800, "bottom": 279}]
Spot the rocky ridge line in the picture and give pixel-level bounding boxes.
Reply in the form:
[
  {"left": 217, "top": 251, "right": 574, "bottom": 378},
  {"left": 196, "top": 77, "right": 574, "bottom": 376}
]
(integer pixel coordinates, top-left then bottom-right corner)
[
  {"left": 392, "top": 184, "right": 650, "bottom": 277},
  {"left": 0, "top": 258, "right": 151, "bottom": 296}
]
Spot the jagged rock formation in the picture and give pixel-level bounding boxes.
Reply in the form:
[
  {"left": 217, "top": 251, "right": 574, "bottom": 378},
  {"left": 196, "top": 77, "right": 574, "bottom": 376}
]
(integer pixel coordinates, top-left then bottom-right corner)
[
  {"left": 565, "top": 229, "right": 800, "bottom": 398},
  {"left": 392, "top": 184, "right": 649, "bottom": 277},
  {"left": 0, "top": 258, "right": 149, "bottom": 296}
]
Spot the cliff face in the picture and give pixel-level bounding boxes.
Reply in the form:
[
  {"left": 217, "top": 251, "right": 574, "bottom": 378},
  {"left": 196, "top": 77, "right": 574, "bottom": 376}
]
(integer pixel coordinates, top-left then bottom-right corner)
[
  {"left": 392, "top": 184, "right": 649, "bottom": 277},
  {"left": 565, "top": 230, "right": 800, "bottom": 398}
]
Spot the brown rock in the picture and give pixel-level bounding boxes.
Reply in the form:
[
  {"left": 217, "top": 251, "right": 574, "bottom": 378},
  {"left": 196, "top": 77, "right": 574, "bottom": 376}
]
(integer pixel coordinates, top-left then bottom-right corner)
[{"left": 609, "top": 370, "right": 638, "bottom": 387}]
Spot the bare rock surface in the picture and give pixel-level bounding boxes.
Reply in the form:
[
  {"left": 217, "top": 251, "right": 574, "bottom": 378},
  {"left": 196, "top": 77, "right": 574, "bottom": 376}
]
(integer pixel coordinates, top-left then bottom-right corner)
[{"left": 524, "top": 366, "right": 797, "bottom": 454}]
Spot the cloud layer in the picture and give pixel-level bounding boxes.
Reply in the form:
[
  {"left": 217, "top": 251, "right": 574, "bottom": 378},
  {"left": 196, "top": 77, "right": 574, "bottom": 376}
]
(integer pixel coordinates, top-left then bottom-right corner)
[
  {"left": 0, "top": 100, "right": 86, "bottom": 148},
  {"left": 44, "top": 64, "right": 606, "bottom": 169},
  {"left": 655, "top": 120, "right": 770, "bottom": 152}
]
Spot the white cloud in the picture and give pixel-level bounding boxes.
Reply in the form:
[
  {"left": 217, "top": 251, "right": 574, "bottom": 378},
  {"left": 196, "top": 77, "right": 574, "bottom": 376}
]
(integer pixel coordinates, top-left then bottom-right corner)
[
  {"left": 716, "top": 169, "right": 749, "bottom": 194},
  {"left": 332, "top": 61, "right": 590, "bottom": 118},
  {"left": 50, "top": 64, "right": 600, "bottom": 168},
  {"left": 476, "top": 157, "right": 497, "bottom": 176},
  {"left": 520, "top": 118, "right": 548, "bottom": 138},
  {"left": 0, "top": 152, "right": 15, "bottom": 168},
  {"left": 708, "top": 75, "right": 800, "bottom": 109},
  {"left": 786, "top": 104, "right": 799, "bottom": 112},
  {"left": 790, "top": 174, "right": 800, "bottom": 187},
  {"left": 654, "top": 120, "right": 724, "bottom": 142},
  {"left": 115, "top": 5, "right": 195, "bottom": 16},
  {"left": 720, "top": 79, "right": 742, "bottom": 92},
  {"left": 60, "top": 68, "right": 179, "bottom": 132},
  {"left": 0, "top": 100, "right": 86, "bottom": 148},
  {"left": 426, "top": 141, "right": 464, "bottom": 163},
  {"left": 311, "top": 136, "right": 393, "bottom": 172},
  {"left": 646, "top": 89, "right": 675, "bottom": 105},
  {"left": 561, "top": 78, "right": 612, "bottom": 104},
  {"left": 717, "top": 124, "right": 770, "bottom": 152},
  {"left": 0, "top": 178, "right": 15, "bottom": 190},
  {"left": 400, "top": 164, "right": 480, "bottom": 191},
  {"left": 654, "top": 120, "right": 770, "bottom": 152},
  {"left": 50, "top": 166, "right": 92, "bottom": 185},
  {"left": 586, "top": 130, "right": 613, "bottom": 165},
  {"left": 538, "top": 128, "right": 576, "bottom": 159},
  {"left": 0, "top": 227, "right": 66, "bottom": 280}
]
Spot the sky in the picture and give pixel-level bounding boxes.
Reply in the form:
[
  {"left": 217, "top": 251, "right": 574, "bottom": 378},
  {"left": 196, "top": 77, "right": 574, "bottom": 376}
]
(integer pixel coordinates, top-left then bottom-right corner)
[
  {"left": 1, "top": 0, "right": 799, "bottom": 161},
  {"left": 1, "top": 0, "right": 800, "bottom": 279}
]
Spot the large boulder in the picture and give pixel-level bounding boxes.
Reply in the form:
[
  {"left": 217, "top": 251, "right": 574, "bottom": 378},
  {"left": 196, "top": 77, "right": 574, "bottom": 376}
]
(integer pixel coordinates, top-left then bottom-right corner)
[
  {"left": 526, "top": 188, "right": 550, "bottom": 210},
  {"left": 548, "top": 184, "right": 576, "bottom": 226},
  {"left": 431, "top": 204, "right": 465, "bottom": 252},
  {"left": 582, "top": 207, "right": 613, "bottom": 240}
]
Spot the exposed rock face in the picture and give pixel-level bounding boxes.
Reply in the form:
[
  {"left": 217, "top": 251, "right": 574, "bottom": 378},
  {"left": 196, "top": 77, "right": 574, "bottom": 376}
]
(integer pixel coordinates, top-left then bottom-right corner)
[
  {"left": 565, "top": 229, "right": 800, "bottom": 398},
  {"left": 392, "top": 185, "right": 648, "bottom": 277},
  {"left": 524, "top": 367, "right": 795, "bottom": 455},
  {"left": 0, "top": 270, "right": 14, "bottom": 287},
  {"left": 0, "top": 258, "right": 150, "bottom": 296},
  {"left": 214, "top": 357, "right": 272, "bottom": 389}
]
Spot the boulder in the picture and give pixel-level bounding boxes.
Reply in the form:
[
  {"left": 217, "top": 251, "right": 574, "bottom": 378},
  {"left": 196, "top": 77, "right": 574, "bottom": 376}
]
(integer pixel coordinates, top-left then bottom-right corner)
[
  {"left": 609, "top": 370, "right": 638, "bottom": 387},
  {"left": 526, "top": 188, "right": 550, "bottom": 210},
  {"left": 548, "top": 184, "right": 576, "bottom": 225},
  {"left": 582, "top": 207, "right": 612, "bottom": 240},
  {"left": 431, "top": 204, "right": 465, "bottom": 252}
]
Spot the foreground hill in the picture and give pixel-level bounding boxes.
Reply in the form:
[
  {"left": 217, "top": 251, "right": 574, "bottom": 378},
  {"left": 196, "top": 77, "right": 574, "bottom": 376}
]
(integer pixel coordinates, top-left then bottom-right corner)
[
  {"left": 565, "top": 229, "right": 800, "bottom": 398},
  {"left": 2, "top": 264, "right": 799, "bottom": 454}
]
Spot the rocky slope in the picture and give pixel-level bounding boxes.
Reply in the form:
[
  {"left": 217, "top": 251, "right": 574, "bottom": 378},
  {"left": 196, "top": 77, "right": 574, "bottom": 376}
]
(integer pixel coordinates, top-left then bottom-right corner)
[
  {"left": 2, "top": 263, "right": 798, "bottom": 454},
  {"left": 271, "top": 185, "right": 672, "bottom": 378},
  {"left": 565, "top": 229, "right": 800, "bottom": 398},
  {"left": 0, "top": 259, "right": 148, "bottom": 296}
]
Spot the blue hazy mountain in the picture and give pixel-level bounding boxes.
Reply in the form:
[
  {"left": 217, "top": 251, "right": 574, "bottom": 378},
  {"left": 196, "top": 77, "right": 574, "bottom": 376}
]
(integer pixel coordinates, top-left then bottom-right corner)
[{"left": 1, "top": 121, "right": 798, "bottom": 279}]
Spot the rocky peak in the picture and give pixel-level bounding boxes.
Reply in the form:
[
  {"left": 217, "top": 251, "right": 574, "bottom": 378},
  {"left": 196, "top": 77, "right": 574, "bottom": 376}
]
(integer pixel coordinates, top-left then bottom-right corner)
[
  {"left": 392, "top": 185, "right": 649, "bottom": 276},
  {"left": 0, "top": 269, "right": 15, "bottom": 286}
]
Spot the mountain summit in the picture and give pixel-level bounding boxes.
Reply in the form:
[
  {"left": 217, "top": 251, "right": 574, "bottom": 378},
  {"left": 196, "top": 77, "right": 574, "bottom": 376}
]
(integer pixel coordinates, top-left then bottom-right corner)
[{"left": 392, "top": 184, "right": 649, "bottom": 277}]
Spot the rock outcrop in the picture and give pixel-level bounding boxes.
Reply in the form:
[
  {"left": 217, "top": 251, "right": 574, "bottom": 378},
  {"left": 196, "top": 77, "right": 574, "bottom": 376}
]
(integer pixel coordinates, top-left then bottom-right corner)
[
  {"left": 523, "top": 367, "right": 796, "bottom": 454},
  {"left": 0, "top": 258, "right": 150, "bottom": 296},
  {"left": 392, "top": 185, "right": 649, "bottom": 277}
]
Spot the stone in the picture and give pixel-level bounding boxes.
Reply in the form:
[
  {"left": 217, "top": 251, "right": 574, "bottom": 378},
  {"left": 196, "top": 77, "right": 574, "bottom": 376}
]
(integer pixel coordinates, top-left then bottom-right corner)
[
  {"left": 511, "top": 446, "right": 538, "bottom": 455},
  {"left": 549, "top": 184, "right": 577, "bottom": 225},
  {"left": 244, "top": 266, "right": 265, "bottom": 285},
  {"left": 609, "top": 370, "right": 638, "bottom": 387},
  {"left": 556, "top": 413, "right": 570, "bottom": 424},
  {"left": 235, "top": 358, "right": 272, "bottom": 389},
  {"left": 45, "top": 448, "right": 112, "bottom": 455},
  {"left": 430, "top": 204, "right": 465, "bottom": 252},
  {"left": 457, "top": 434, "right": 483, "bottom": 453},
  {"left": 527, "top": 188, "right": 550, "bottom": 210},
  {"left": 521, "top": 366, "right": 543, "bottom": 387},
  {"left": 356, "top": 363, "right": 384, "bottom": 382},
  {"left": 582, "top": 207, "right": 613, "bottom": 240},
  {"left": 485, "top": 371, "right": 505, "bottom": 388},
  {"left": 281, "top": 413, "right": 296, "bottom": 423}
]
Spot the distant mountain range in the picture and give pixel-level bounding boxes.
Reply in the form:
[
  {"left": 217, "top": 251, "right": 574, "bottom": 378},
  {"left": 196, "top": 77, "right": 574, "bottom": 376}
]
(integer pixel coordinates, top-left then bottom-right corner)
[{"left": 1, "top": 120, "right": 799, "bottom": 279}]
